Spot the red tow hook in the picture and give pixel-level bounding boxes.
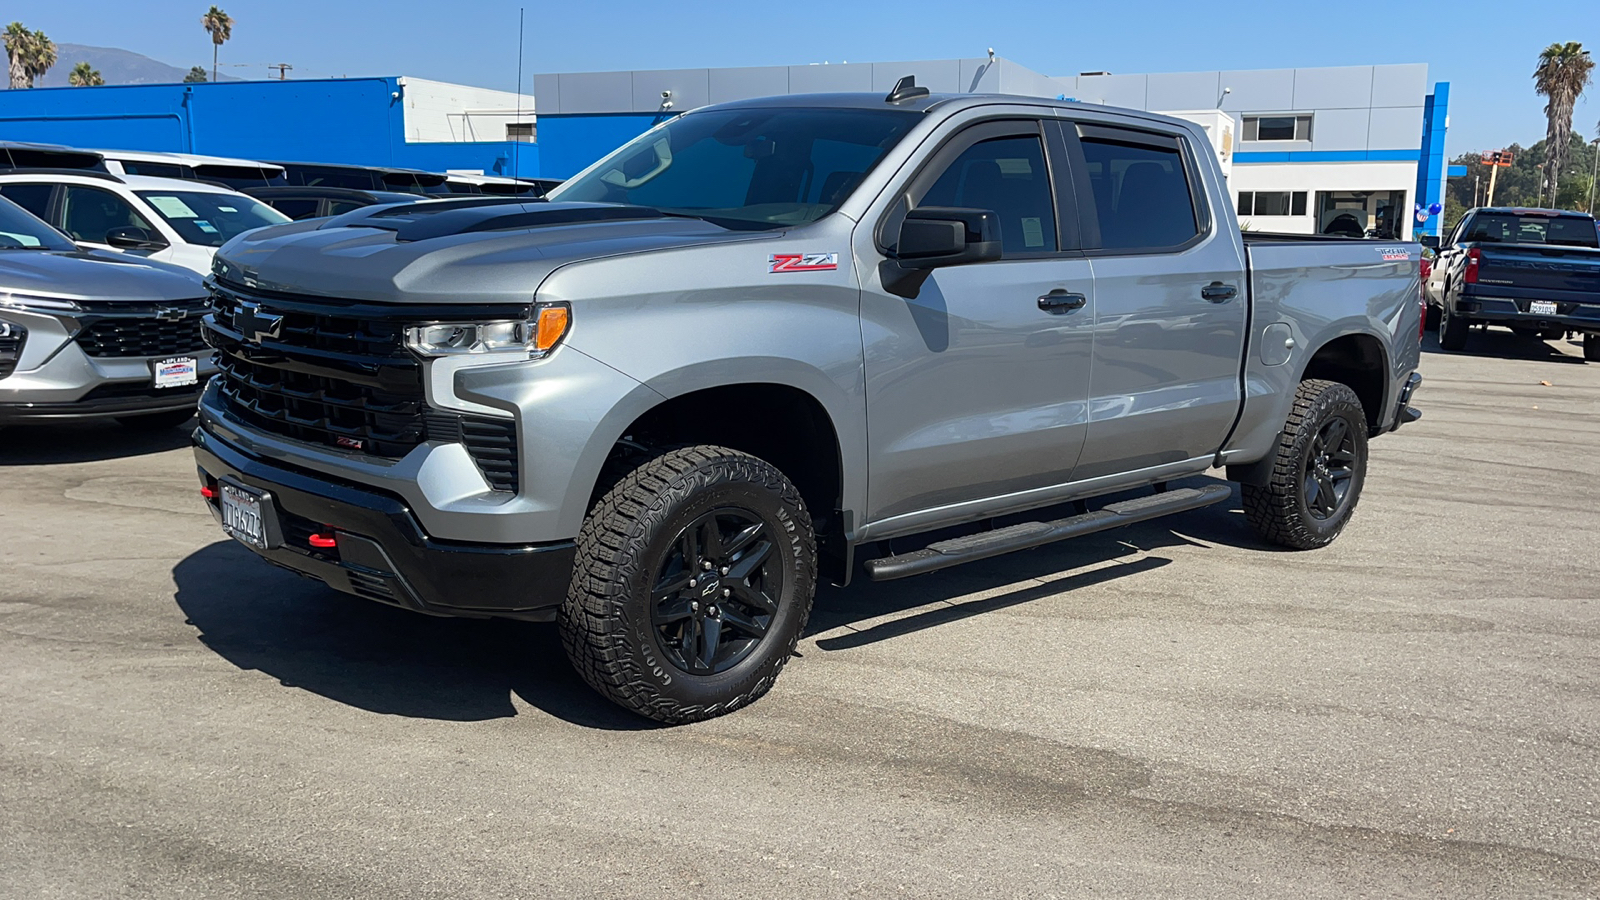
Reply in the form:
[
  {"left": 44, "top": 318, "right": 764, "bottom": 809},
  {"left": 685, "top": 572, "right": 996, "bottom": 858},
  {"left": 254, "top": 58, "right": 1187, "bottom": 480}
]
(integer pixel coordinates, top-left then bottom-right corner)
[
  {"left": 200, "top": 485, "right": 216, "bottom": 500},
  {"left": 308, "top": 531, "right": 338, "bottom": 549}
]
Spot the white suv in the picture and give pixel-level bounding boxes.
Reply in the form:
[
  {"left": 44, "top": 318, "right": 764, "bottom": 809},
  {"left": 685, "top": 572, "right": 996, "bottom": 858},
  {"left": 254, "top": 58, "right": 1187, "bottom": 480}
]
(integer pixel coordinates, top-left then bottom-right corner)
[{"left": 0, "top": 171, "right": 289, "bottom": 275}]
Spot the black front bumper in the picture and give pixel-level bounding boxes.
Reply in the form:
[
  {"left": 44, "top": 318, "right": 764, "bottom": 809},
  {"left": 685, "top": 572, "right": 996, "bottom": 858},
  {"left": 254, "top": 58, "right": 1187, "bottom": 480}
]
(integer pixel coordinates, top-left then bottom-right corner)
[
  {"left": 192, "top": 426, "right": 576, "bottom": 620},
  {"left": 0, "top": 383, "right": 205, "bottom": 423}
]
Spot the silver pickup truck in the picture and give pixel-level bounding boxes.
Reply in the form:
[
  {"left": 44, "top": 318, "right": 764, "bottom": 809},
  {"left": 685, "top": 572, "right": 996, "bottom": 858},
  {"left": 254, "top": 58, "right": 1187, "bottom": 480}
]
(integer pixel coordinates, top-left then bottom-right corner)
[{"left": 193, "top": 84, "right": 1424, "bottom": 722}]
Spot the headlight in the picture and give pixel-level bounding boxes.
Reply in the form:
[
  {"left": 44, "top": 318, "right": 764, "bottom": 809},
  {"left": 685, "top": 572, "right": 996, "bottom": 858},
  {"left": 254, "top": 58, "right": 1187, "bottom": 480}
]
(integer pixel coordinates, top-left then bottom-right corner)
[
  {"left": 405, "top": 303, "right": 570, "bottom": 359},
  {"left": 0, "top": 292, "right": 80, "bottom": 312}
]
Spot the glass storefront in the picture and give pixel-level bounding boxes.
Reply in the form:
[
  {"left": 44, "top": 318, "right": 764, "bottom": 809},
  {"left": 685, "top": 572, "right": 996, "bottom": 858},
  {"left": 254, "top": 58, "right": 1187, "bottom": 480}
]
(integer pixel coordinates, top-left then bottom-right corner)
[{"left": 1315, "top": 190, "right": 1407, "bottom": 239}]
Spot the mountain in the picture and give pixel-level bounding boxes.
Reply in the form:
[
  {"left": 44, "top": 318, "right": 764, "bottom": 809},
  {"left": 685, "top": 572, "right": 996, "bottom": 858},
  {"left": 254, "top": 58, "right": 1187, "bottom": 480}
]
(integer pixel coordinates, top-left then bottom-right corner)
[{"left": 30, "top": 43, "right": 238, "bottom": 87}]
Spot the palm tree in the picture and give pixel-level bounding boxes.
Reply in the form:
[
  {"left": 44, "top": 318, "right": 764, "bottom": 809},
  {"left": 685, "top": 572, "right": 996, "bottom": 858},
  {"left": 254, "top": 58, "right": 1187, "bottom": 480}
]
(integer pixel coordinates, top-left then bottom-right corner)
[
  {"left": 201, "top": 6, "right": 233, "bottom": 84},
  {"left": 4, "top": 22, "right": 31, "bottom": 90},
  {"left": 184, "top": 65, "right": 207, "bottom": 83},
  {"left": 68, "top": 61, "right": 102, "bottom": 87},
  {"left": 1533, "top": 42, "right": 1594, "bottom": 203},
  {"left": 24, "top": 29, "right": 54, "bottom": 87}
]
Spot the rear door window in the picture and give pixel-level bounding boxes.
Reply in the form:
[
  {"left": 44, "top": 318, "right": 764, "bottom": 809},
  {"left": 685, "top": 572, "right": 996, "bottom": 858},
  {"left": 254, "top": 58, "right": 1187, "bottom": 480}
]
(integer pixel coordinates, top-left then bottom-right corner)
[
  {"left": 269, "top": 198, "right": 322, "bottom": 220},
  {"left": 0, "top": 182, "right": 55, "bottom": 221},
  {"left": 1076, "top": 127, "right": 1201, "bottom": 251},
  {"left": 918, "top": 134, "right": 1058, "bottom": 255}
]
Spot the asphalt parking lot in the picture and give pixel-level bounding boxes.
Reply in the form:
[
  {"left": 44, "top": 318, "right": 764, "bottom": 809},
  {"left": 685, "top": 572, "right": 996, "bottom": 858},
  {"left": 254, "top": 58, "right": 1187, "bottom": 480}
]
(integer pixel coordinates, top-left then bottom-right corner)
[{"left": 2, "top": 330, "right": 1597, "bottom": 899}]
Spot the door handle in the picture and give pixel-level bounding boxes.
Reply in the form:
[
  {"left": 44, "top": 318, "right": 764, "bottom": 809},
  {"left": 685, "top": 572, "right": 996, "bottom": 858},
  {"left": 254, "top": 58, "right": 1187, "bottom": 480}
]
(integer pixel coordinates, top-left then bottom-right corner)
[
  {"left": 1202, "top": 282, "right": 1238, "bottom": 303},
  {"left": 1038, "top": 290, "right": 1087, "bottom": 313}
]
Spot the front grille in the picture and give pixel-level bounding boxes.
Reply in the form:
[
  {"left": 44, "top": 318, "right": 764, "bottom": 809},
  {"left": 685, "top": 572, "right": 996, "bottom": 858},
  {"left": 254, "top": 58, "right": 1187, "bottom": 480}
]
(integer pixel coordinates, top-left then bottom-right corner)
[
  {"left": 206, "top": 282, "right": 524, "bottom": 492},
  {"left": 0, "top": 323, "right": 24, "bottom": 379},
  {"left": 75, "top": 317, "right": 209, "bottom": 358}
]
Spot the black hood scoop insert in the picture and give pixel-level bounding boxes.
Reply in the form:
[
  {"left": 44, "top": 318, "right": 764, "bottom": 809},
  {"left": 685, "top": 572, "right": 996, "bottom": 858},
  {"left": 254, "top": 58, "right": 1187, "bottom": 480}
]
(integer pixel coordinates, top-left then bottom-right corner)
[{"left": 328, "top": 201, "right": 672, "bottom": 243}]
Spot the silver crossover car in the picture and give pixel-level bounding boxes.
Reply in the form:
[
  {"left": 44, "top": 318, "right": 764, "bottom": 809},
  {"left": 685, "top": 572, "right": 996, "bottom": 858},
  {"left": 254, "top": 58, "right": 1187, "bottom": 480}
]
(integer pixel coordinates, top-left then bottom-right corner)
[{"left": 0, "top": 195, "right": 214, "bottom": 429}]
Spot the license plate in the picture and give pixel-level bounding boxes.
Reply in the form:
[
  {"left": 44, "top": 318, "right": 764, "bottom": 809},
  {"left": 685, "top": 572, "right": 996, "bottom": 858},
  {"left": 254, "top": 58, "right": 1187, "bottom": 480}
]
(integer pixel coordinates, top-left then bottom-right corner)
[
  {"left": 219, "top": 481, "right": 276, "bottom": 550},
  {"left": 152, "top": 356, "right": 198, "bottom": 389},
  {"left": 1530, "top": 300, "right": 1559, "bottom": 317}
]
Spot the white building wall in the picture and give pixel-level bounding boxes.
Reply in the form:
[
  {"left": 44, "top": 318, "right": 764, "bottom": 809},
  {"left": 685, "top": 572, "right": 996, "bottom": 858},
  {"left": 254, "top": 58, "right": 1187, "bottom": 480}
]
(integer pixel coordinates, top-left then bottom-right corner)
[
  {"left": 1231, "top": 161, "right": 1417, "bottom": 236},
  {"left": 399, "top": 77, "right": 536, "bottom": 143}
]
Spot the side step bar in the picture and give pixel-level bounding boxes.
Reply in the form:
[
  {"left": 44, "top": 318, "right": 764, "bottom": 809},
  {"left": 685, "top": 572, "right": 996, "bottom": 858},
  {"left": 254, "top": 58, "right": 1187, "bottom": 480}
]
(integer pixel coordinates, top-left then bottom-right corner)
[{"left": 863, "top": 484, "right": 1233, "bottom": 582}]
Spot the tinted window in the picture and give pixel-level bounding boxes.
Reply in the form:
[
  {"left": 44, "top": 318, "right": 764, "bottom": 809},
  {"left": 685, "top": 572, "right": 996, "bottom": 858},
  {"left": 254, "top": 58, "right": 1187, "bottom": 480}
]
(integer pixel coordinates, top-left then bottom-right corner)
[
  {"left": 286, "top": 166, "right": 379, "bottom": 190},
  {"left": 134, "top": 190, "right": 289, "bottom": 246},
  {"left": 0, "top": 182, "right": 54, "bottom": 220},
  {"left": 61, "top": 185, "right": 156, "bottom": 243},
  {"left": 552, "top": 108, "right": 918, "bottom": 229},
  {"left": 121, "top": 162, "right": 188, "bottom": 179},
  {"left": 193, "top": 164, "right": 285, "bottom": 189},
  {"left": 1291, "top": 191, "right": 1308, "bottom": 216},
  {"left": 1253, "top": 191, "right": 1291, "bottom": 216},
  {"left": 269, "top": 198, "right": 322, "bottom": 220},
  {"left": 1080, "top": 134, "right": 1199, "bottom": 250},
  {"left": 0, "top": 195, "right": 74, "bottom": 250},
  {"left": 1463, "top": 213, "right": 1599, "bottom": 248},
  {"left": 326, "top": 200, "right": 368, "bottom": 215},
  {"left": 1237, "top": 192, "right": 1253, "bottom": 216},
  {"left": 919, "top": 134, "right": 1057, "bottom": 254}
]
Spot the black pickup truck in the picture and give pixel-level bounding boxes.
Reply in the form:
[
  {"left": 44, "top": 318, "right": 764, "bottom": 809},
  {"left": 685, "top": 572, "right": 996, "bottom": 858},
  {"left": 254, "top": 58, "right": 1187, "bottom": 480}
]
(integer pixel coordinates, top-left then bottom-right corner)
[{"left": 1425, "top": 207, "right": 1600, "bottom": 360}]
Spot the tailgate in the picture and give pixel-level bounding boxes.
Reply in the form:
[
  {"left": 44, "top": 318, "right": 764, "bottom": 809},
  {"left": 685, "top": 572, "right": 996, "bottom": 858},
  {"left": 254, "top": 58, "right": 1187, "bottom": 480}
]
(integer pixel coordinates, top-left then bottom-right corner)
[{"left": 1476, "top": 245, "right": 1600, "bottom": 301}]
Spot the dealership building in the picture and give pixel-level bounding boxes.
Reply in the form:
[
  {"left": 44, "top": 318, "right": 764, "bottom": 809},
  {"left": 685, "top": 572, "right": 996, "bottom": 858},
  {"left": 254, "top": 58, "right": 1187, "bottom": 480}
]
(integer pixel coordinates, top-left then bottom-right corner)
[{"left": 0, "top": 55, "right": 1449, "bottom": 236}]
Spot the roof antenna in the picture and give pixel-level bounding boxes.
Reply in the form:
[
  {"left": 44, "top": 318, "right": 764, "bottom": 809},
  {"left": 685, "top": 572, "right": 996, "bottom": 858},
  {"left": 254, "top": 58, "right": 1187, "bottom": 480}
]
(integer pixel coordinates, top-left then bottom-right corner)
[{"left": 885, "top": 75, "right": 929, "bottom": 104}]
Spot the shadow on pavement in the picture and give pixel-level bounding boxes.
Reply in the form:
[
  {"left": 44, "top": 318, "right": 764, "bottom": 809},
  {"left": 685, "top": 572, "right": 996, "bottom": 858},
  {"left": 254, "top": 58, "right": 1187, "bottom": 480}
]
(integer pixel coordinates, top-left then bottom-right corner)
[
  {"left": 1421, "top": 328, "right": 1588, "bottom": 364},
  {"left": 171, "top": 478, "right": 1253, "bottom": 726},
  {"left": 0, "top": 418, "right": 195, "bottom": 465},
  {"left": 172, "top": 540, "right": 660, "bottom": 730}
]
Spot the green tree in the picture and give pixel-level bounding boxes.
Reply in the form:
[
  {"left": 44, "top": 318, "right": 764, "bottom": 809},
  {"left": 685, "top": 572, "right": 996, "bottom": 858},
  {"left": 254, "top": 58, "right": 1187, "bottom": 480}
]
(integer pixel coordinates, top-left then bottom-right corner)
[
  {"left": 3, "top": 23, "right": 29, "bottom": 90},
  {"left": 22, "top": 28, "right": 54, "bottom": 87},
  {"left": 1533, "top": 42, "right": 1594, "bottom": 200},
  {"left": 67, "top": 61, "right": 102, "bottom": 86},
  {"left": 201, "top": 6, "right": 233, "bottom": 84},
  {"left": 184, "top": 65, "right": 207, "bottom": 83}
]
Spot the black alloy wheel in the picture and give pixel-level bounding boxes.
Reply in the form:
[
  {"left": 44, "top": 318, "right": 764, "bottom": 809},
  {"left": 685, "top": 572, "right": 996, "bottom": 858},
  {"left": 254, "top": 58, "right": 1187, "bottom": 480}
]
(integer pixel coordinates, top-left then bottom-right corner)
[
  {"left": 651, "top": 508, "right": 782, "bottom": 676},
  {"left": 1302, "top": 416, "right": 1357, "bottom": 521}
]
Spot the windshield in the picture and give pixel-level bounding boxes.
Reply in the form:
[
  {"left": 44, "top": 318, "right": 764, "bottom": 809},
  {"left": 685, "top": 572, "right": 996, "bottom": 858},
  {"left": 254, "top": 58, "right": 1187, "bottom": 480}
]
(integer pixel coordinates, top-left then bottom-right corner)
[
  {"left": 549, "top": 107, "right": 920, "bottom": 229},
  {"left": 0, "top": 195, "right": 74, "bottom": 250},
  {"left": 134, "top": 190, "right": 290, "bottom": 247},
  {"left": 1464, "top": 213, "right": 1600, "bottom": 248}
]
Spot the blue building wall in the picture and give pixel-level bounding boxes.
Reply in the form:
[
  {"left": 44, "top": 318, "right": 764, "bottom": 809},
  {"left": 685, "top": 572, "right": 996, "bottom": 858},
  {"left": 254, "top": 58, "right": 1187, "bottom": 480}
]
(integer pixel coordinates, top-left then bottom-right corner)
[
  {"left": 1415, "top": 82, "right": 1451, "bottom": 236},
  {"left": 536, "top": 113, "right": 661, "bottom": 179},
  {"left": 0, "top": 78, "right": 538, "bottom": 177}
]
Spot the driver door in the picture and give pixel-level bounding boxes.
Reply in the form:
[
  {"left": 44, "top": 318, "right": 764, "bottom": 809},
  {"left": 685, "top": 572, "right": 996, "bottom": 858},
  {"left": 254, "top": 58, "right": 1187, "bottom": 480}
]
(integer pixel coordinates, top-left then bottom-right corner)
[{"left": 856, "top": 118, "right": 1097, "bottom": 527}]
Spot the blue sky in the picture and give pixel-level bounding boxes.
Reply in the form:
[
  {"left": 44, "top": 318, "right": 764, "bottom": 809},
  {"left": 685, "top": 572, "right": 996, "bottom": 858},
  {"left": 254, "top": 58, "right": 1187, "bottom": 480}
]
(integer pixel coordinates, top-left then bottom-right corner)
[{"left": 30, "top": 1, "right": 1599, "bottom": 153}]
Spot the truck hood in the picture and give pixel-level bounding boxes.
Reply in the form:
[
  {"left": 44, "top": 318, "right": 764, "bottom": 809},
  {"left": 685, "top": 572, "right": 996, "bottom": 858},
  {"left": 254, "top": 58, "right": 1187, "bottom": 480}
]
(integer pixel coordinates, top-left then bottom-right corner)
[
  {"left": 214, "top": 201, "right": 771, "bottom": 306},
  {"left": 0, "top": 247, "right": 204, "bottom": 303}
]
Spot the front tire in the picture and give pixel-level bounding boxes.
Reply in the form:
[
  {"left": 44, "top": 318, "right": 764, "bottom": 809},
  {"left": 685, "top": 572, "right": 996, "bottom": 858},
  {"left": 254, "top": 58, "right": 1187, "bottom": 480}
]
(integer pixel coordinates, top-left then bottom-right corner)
[
  {"left": 1242, "top": 379, "right": 1369, "bottom": 550},
  {"left": 559, "top": 446, "right": 816, "bottom": 724},
  {"left": 1437, "top": 291, "right": 1470, "bottom": 351}
]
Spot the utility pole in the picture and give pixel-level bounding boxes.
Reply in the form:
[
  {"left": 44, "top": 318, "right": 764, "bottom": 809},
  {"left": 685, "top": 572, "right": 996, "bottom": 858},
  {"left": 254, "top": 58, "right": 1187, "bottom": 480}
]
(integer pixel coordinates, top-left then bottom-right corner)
[
  {"left": 1535, "top": 164, "right": 1545, "bottom": 207},
  {"left": 269, "top": 63, "right": 292, "bottom": 80},
  {"left": 1588, "top": 138, "right": 1599, "bottom": 215}
]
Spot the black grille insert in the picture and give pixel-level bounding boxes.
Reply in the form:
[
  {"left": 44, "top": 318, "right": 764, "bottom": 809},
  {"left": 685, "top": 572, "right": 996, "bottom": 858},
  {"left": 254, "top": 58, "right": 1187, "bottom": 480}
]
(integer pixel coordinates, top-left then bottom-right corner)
[{"left": 76, "top": 317, "right": 209, "bottom": 358}]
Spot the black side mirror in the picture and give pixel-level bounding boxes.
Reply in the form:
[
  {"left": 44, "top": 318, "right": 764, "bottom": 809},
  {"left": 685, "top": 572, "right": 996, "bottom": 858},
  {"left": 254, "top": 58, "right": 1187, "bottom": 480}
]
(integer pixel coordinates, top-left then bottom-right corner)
[
  {"left": 881, "top": 206, "right": 1003, "bottom": 298},
  {"left": 104, "top": 225, "right": 169, "bottom": 251},
  {"left": 1418, "top": 234, "right": 1440, "bottom": 250}
]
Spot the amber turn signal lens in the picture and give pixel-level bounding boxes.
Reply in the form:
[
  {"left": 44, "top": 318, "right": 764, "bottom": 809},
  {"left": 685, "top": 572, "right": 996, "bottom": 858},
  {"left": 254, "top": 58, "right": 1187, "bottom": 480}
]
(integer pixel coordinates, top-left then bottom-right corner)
[{"left": 534, "top": 305, "right": 570, "bottom": 354}]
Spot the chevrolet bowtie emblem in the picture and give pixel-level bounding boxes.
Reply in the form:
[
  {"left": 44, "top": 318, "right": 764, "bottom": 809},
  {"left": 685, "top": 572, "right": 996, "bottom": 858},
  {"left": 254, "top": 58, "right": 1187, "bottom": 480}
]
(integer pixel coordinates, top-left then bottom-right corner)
[{"left": 235, "top": 302, "right": 284, "bottom": 344}]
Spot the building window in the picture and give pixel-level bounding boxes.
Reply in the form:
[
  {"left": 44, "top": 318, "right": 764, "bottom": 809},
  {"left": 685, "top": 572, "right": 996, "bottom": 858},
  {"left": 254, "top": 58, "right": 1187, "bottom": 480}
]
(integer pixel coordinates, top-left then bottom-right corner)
[
  {"left": 1237, "top": 191, "right": 1307, "bottom": 216},
  {"left": 506, "top": 122, "right": 535, "bottom": 143},
  {"left": 1243, "top": 115, "right": 1312, "bottom": 142}
]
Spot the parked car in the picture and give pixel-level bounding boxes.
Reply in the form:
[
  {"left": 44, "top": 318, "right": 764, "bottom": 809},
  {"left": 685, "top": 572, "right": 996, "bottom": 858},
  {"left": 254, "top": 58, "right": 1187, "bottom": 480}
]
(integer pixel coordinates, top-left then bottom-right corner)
[
  {"left": 269, "top": 161, "right": 451, "bottom": 195},
  {"left": 0, "top": 194, "right": 213, "bottom": 429},
  {"left": 1426, "top": 207, "right": 1600, "bottom": 359},
  {"left": 96, "top": 149, "right": 287, "bottom": 191},
  {"left": 0, "top": 170, "right": 290, "bottom": 275},
  {"left": 193, "top": 86, "right": 1424, "bottom": 723},
  {"left": 245, "top": 186, "right": 427, "bottom": 220},
  {"left": 443, "top": 173, "right": 554, "bottom": 197},
  {"left": 0, "top": 141, "right": 105, "bottom": 172}
]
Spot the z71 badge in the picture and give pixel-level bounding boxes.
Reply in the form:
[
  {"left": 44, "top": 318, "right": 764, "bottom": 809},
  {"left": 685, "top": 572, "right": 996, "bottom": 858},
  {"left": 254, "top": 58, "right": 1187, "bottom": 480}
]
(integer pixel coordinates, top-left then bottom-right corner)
[{"left": 769, "top": 252, "right": 838, "bottom": 273}]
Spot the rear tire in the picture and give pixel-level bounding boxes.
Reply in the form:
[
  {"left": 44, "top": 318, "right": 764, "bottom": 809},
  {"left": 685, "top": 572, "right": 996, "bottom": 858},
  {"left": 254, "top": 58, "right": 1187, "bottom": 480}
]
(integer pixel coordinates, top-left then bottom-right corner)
[
  {"left": 1437, "top": 292, "right": 1470, "bottom": 351},
  {"left": 559, "top": 445, "right": 816, "bottom": 724},
  {"left": 115, "top": 409, "right": 196, "bottom": 430},
  {"left": 1242, "top": 379, "right": 1369, "bottom": 550},
  {"left": 1585, "top": 333, "right": 1600, "bottom": 362}
]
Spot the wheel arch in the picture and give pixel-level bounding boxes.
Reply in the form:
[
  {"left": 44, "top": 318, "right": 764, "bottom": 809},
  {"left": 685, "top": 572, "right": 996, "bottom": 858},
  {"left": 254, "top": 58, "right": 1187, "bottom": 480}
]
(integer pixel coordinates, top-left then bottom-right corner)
[{"left": 1297, "top": 331, "right": 1390, "bottom": 432}]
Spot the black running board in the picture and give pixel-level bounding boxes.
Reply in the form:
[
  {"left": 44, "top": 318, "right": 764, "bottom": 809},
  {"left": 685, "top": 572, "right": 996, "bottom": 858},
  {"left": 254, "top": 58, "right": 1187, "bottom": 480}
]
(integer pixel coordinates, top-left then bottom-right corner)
[{"left": 863, "top": 484, "right": 1233, "bottom": 581}]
